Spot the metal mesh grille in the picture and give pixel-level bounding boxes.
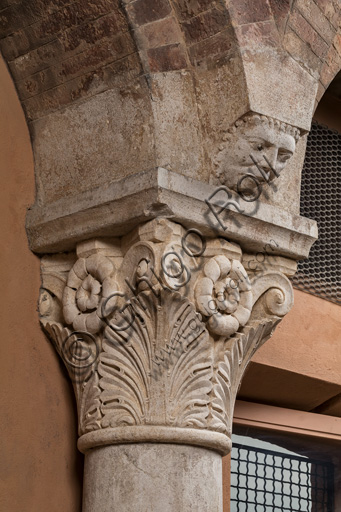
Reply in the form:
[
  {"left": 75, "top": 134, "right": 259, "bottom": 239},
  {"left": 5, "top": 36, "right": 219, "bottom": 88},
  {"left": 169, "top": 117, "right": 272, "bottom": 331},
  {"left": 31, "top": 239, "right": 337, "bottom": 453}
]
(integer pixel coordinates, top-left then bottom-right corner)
[
  {"left": 230, "top": 443, "right": 334, "bottom": 511},
  {"left": 291, "top": 121, "right": 340, "bottom": 304}
]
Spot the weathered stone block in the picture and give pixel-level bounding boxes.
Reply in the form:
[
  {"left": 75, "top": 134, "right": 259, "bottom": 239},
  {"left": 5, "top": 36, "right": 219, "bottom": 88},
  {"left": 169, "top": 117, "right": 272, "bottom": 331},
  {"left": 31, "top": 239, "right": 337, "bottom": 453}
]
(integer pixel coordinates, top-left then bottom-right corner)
[
  {"left": 23, "top": 70, "right": 108, "bottom": 121},
  {"left": 102, "top": 52, "right": 142, "bottom": 86},
  {"left": 21, "top": 51, "right": 142, "bottom": 119},
  {"left": 283, "top": 28, "right": 323, "bottom": 79},
  {"left": 181, "top": 6, "right": 228, "bottom": 45},
  {"left": 60, "top": 11, "right": 129, "bottom": 52},
  {"left": 21, "top": 19, "right": 57, "bottom": 51},
  {"left": 188, "top": 29, "right": 236, "bottom": 66},
  {"left": 268, "top": 0, "right": 291, "bottom": 34},
  {"left": 295, "top": 0, "right": 335, "bottom": 44},
  {"left": 235, "top": 20, "right": 279, "bottom": 49},
  {"left": 29, "top": 80, "right": 155, "bottom": 198},
  {"left": 333, "top": 33, "right": 341, "bottom": 56},
  {"left": 228, "top": 0, "right": 272, "bottom": 26},
  {"left": 320, "top": 45, "right": 341, "bottom": 86},
  {"left": 149, "top": 72, "right": 204, "bottom": 178},
  {"left": 289, "top": 10, "right": 328, "bottom": 59},
  {"left": 138, "top": 16, "right": 181, "bottom": 49},
  {"left": 125, "top": 0, "right": 171, "bottom": 27},
  {"left": 38, "top": 0, "right": 118, "bottom": 37},
  {"left": 16, "top": 67, "right": 56, "bottom": 100},
  {"left": 58, "top": 33, "right": 136, "bottom": 82},
  {"left": 316, "top": 80, "right": 326, "bottom": 103},
  {"left": 0, "top": 29, "right": 31, "bottom": 60},
  {"left": 313, "top": 0, "right": 339, "bottom": 29},
  {"left": 245, "top": 50, "right": 318, "bottom": 131},
  {"left": 29, "top": 0, "right": 76, "bottom": 16},
  {"left": 173, "top": 0, "right": 213, "bottom": 21},
  {"left": 9, "top": 39, "right": 64, "bottom": 80},
  {"left": 0, "top": 1, "right": 39, "bottom": 38},
  {"left": 147, "top": 43, "right": 187, "bottom": 72}
]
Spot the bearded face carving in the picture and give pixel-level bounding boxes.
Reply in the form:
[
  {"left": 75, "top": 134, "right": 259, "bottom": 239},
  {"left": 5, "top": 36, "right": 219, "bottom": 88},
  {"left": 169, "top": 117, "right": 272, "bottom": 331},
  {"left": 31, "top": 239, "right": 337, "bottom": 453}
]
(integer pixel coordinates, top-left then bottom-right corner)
[{"left": 214, "top": 113, "right": 301, "bottom": 192}]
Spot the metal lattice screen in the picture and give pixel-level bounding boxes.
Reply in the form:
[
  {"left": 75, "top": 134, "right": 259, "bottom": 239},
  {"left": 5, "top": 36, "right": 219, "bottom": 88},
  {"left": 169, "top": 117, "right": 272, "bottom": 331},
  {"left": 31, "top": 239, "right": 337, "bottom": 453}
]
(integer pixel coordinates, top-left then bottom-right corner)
[
  {"left": 291, "top": 121, "right": 340, "bottom": 304},
  {"left": 230, "top": 443, "right": 334, "bottom": 512}
]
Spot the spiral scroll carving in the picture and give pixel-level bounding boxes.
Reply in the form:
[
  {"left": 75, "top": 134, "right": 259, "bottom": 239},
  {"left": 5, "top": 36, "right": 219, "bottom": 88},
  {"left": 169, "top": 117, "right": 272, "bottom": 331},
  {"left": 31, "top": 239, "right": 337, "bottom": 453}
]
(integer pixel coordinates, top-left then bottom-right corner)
[
  {"left": 250, "top": 272, "right": 294, "bottom": 317},
  {"left": 195, "top": 256, "right": 252, "bottom": 337},
  {"left": 62, "top": 253, "right": 118, "bottom": 334}
]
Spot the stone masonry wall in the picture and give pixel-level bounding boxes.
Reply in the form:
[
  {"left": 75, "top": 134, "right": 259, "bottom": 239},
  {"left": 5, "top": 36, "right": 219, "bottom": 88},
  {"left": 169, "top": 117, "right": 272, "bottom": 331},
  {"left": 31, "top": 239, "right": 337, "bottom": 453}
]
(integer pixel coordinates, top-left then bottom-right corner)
[{"left": 1, "top": 0, "right": 339, "bottom": 124}]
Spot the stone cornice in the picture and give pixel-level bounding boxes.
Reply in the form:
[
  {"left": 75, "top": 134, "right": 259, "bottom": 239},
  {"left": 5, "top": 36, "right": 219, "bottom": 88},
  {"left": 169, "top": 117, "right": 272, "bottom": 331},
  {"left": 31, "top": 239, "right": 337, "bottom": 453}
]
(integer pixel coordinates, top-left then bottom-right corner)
[{"left": 27, "top": 168, "right": 317, "bottom": 259}]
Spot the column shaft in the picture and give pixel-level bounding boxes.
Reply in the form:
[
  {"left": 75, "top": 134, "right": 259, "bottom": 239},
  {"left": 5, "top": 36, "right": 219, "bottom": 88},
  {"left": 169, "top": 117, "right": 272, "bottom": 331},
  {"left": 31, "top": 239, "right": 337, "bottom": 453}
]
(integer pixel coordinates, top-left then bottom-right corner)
[{"left": 83, "top": 444, "right": 223, "bottom": 512}]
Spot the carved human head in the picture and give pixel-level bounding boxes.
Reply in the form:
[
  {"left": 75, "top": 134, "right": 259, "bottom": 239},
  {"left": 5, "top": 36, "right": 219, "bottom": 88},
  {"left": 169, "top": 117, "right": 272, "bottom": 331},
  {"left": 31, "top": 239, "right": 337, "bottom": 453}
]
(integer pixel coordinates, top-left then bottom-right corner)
[{"left": 214, "top": 113, "right": 301, "bottom": 192}]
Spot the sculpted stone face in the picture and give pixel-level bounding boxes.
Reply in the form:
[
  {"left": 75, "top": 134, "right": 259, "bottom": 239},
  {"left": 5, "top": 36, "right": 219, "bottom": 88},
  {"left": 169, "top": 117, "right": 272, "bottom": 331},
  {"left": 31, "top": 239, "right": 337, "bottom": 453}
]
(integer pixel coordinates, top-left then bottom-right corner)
[{"left": 215, "top": 115, "right": 299, "bottom": 192}]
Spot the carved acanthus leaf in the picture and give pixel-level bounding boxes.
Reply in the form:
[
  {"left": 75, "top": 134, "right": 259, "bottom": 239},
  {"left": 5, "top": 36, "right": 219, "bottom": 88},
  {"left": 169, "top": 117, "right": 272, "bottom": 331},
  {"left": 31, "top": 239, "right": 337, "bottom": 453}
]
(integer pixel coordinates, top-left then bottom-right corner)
[
  {"left": 210, "top": 320, "right": 276, "bottom": 435},
  {"left": 165, "top": 303, "right": 212, "bottom": 428},
  {"left": 79, "top": 371, "right": 102, "bottom": 434},
  {"left": 209, "top": 270, "right": 293, "bottom": 434},
  {"left": 99, "top": 297, "right": 151, "bottom": 427},
  {"left": 98, "top": 288, "right": 212, "bottom": 429},
  {"left": 41, "top": 319, "right": 102, "bottom": 433}
]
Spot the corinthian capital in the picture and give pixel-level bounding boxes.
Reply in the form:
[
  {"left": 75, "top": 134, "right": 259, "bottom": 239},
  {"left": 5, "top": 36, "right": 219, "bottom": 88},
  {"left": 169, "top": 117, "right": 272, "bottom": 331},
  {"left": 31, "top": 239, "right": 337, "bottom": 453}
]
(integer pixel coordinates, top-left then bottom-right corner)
[{"left": 39, "top": 219, "right": 294, "bottom": 455}]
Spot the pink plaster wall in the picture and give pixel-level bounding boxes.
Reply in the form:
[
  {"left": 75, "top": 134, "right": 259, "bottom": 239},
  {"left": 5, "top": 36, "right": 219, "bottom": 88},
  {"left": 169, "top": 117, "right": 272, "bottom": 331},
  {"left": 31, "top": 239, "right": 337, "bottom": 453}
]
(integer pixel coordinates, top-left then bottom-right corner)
[
  {"left": 253, "top": 289, "right": 341, "bottom": 386},
  {"left": 0, "top": 57, "right": 83, "bottom": 512},
  {"left": 239, "top": 289, "right": 341, "bottom": 412}
]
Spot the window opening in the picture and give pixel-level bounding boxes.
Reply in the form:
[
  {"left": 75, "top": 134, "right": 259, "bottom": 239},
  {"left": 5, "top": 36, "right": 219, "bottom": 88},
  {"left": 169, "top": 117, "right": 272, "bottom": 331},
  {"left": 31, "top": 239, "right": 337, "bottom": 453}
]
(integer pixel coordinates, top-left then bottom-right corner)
[
  {"left": 291, "top": 121, "right": 340, "bottom": 305},
  {"left": 230, "top": 434, "right": 334, "bottom": 511}
]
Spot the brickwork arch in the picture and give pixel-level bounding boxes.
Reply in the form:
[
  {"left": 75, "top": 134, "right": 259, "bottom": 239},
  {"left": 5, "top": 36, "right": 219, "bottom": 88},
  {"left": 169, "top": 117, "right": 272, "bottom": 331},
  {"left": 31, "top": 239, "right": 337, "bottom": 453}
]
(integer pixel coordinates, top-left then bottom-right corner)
[{"left": 0, "top": 0, "right": 340, "bottom": 124}]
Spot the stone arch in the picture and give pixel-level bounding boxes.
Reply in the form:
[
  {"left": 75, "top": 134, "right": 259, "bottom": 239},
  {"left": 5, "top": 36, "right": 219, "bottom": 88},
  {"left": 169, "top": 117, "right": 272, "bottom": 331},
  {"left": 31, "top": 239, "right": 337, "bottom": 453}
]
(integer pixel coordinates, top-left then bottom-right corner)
[
  {"left": 316, "top": 29, "right": 341, "bottom": 106},
  {"left": 281, "top": 0, "right": 341, "bottom": 108}
]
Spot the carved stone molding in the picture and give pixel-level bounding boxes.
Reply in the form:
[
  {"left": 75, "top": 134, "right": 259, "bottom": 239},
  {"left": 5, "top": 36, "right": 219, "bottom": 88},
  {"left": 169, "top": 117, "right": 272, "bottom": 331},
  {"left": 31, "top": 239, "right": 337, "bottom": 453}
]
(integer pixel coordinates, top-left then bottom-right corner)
[
  {"left": 26, "top": 168, "right": 317, "bottom": 258},
  {"left": 39, "top": 219, "right": 294, "bottom": 456}
]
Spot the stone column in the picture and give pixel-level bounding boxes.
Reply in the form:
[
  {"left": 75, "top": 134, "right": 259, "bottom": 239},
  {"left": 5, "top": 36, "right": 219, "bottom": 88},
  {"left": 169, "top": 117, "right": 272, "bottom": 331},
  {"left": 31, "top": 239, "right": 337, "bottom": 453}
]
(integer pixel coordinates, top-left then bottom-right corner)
[
  {"left": 82, "top": 444, "right": 222, "bottom": 512},
  {"left": 39, "top": 218, "right": 300, "bottom": 511}
]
